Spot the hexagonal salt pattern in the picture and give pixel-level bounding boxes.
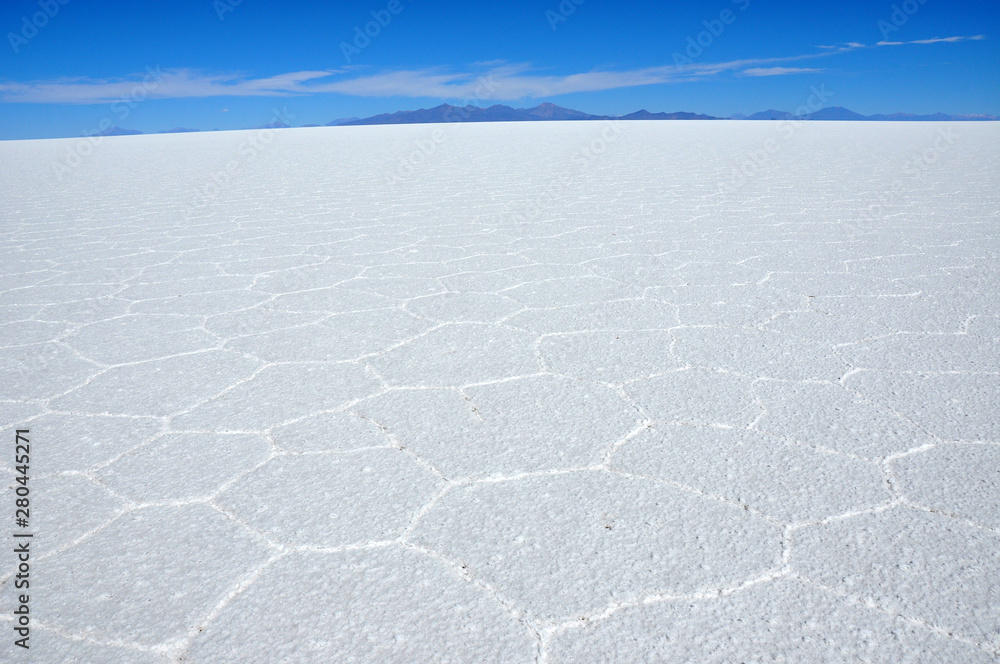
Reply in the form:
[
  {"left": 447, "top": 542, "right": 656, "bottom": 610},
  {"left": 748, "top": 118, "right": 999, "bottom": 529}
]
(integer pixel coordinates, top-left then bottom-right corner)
[
  {"left": 626, "top": 368, "right": 759, "bottom": 426},
  {"left": 791, "top": 507, "right": 1000, "bottom": 646},
  {"left": 539, "top": 330, "right": 680, "bottom": 383},
  {"left": 354, "top": 375, "right": 640, "bottom": 479},
  {"left": 845, "top": 370, "right": 1000, "bottom": 442},
  {"left": 892, "top": 443, "right": 1000, "bottom": 529},
  {"left": 64, "top": 314, "right": 217, "bottom": 365},
  {"left": 25, "top": 413, "right": 163, "bottom": 474},
  {"left": 367, "top": 323, "right": 539, "bottom": 387},
  {"left": 1, "top": 632, "right": 169, "bottom": 664},
  {"left": 21, "top": 474, "right": 127, "bottom": 552},
  {"left": 411, "top": 471, "right": 782, "bottom": 623},
  {"left": 546, "top": 576, "right": 996, "bottom": 663},
  {"left": 170, "top": 361, "right": 382, "bottom": 430},
  {"left": 184, "top": 547, "right": 538, "bottom": 663},
  {"left": 0, "top": 505, "right": 274, "bottom": 647},
  {"left": 51, "top": 349, "right": 262, "bottom": 417},
  {"left": 96, "top": 432, "right": 272, "bottom": 502},
  {"left": 0, "top": 343, "right": 101, "bottom": 401},
  {"left": 224, "top": 309, "right": 432, "bottom": 363},
  {"left": 2, "top": 121, "right": 998, "bottom": 661},
  {"left": 505, "top": 298, "right": 681, "bottom": 335},
  {"left": 612, "top": 425, "right": 889, "bottom": 523},
  {"left": 216, "top": 448, "right": 442, "bottom": 547},
  {"left": 405, "top": 291, "right": 524, "bottom": 323},
  {"left": 754, "top": 380, "right": 936, "bottom": 460},
  {"left": 671, "top": 327, "right": 850, "bottom": 381},
  {"left": 271, "top": 410, "right": 390, "bottom": 453}
]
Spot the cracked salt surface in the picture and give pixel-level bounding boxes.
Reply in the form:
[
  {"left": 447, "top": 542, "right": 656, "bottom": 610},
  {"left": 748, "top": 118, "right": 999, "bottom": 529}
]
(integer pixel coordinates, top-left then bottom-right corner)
[{"left": 1, "top": 120, "right": 998, "bottom": 662}]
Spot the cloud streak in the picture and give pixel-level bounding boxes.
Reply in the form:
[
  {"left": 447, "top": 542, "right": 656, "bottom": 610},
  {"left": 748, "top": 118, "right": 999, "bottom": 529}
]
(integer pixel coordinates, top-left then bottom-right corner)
[
  {"left": 0, "top": 69, "right": 341, "bottom": 104},
  {"left": 0, "top": 35, "right": 985, "bottom": 104},
  {"left": 740, "top": 67, "right": 825, "bottom": 77},
  {"left": 0, "top": 58, "right": 812, "bottom": 104},
  {"left": 817, "top": 34, "right": 985, "bottom": 50},
  {"left": 877, "top": 34, "right": 985, "bottom": 46}
]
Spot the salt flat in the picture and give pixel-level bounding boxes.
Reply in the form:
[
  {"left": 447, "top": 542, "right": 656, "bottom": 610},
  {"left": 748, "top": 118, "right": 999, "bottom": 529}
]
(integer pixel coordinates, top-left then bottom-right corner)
[{"left": 1, "top": 120, "right": 998, "bottom": 662}]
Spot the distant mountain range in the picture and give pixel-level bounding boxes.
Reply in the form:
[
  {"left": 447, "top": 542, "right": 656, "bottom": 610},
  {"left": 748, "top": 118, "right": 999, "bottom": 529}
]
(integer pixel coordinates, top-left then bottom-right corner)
[
  {"left": 85, "top": 103, "right": 999, "bottom": 137},
  {"left": 735, "top": 106, "right": 998, "bottom": 121},
  {"left": 90, "top": 126, "right": 144, "bottom": 136},
  {"left": 336, "top": 103, "right": 725, "bottom": 125},
  {"left": 332, "top": 102, "right": 998, "bottom": 124}
]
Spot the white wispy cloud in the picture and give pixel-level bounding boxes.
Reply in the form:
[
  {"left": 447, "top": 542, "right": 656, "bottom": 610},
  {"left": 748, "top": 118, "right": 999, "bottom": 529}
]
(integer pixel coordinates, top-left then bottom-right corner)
[
  {"left": 0, "top": 56, "right": 820, "bottom": 104},
  {"left": 0, "top": 34, "right": 985, "bottom": 104},
  {"left": 0, "top": 69, "right": 340, "bottom": 104},
  {"left": 877, "top": 34, "right": 986, "bottom": 46},
  {"left": 815, "top": 42, "right": 865, "bottom": 51},
  {"left": 818, "top": 35, "right": 985, "bottom": 50},
  {"left": 740, "top": 67, "right": 825, "bottom": 77},
  {"left": 302, "top": 59, "right": 811, "bottom": 99}
]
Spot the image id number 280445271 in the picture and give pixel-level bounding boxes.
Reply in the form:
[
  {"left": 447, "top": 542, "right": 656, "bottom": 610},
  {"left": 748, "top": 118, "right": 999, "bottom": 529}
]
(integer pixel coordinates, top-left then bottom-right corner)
[{"left": 12, "top": 429, "right": 32, "bottom": 650}]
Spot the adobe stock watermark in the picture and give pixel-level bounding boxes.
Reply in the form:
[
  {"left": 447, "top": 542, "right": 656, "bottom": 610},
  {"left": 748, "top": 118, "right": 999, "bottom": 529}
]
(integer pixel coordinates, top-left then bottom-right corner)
[
  {"left": 854, "top": 126, "right": 958, "bottom": 227},
  {"left": 725, "top": 83, "right": 833, "bottom": 192},
  {"left": 213, "top": 0, "right": 244, "bottom": 22},
  {"left": 878, "top": 0, "right": 929, "bottom": 40},
  {"left": 7, "top": 0, "right": 70, "bottom": 53},
  {"left": 383, "top": 74, "right": 499, "bottom": 188},
  {"left": 546, "top": 0, "right": 586, "bottom": 31},
  {"left": 672, "top": 0, "right": 751, "bottom": 71},
  {"left": 341, "top": 0, "right": 412, "bottom": 63},
  {"left": 185, "top": 107, "right": 295, "bottom": 218},
  {"left": 515, "top": 120, "right": 624, "bottom": 222},
  {"left": 52, "top": 66, "right": 164, "bottom": 181}
]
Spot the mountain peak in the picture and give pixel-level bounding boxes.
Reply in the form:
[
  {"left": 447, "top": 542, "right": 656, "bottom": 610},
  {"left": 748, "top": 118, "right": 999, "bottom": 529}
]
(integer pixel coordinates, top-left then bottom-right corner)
[{"left": 88, "top": 125, "right": 143, "bottom": 137}]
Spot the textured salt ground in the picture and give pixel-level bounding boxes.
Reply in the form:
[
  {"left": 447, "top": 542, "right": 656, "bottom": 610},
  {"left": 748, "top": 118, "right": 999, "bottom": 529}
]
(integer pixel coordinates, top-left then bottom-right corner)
[{"left": 1, "top": 121, "right": 999, "bottom": 662}]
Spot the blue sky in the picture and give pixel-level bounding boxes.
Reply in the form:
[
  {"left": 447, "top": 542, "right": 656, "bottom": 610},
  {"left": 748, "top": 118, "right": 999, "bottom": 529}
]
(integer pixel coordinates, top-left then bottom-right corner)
[{"left": 0, "top": 0, "right": 997, "bottom": 139}]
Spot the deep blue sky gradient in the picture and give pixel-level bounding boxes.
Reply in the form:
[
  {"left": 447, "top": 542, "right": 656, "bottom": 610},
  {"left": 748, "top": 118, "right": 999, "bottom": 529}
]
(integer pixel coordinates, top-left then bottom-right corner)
[{"left": 0, "top": 0, "right": 997, "bottom": 139}]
